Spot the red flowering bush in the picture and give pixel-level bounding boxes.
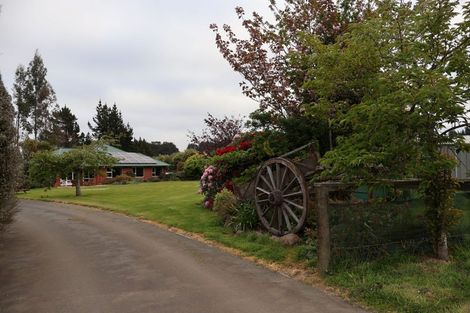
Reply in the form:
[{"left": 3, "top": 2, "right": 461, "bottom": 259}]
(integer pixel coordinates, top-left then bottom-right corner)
[
  {"left": 215, "top": 145, "right": 237, "bottom": 156},
  {"left": 199, "top": 133, "right": 265, "bottom": 207},
  {"left": 215, "top": 140, "right": 252, "bottom": 156}
]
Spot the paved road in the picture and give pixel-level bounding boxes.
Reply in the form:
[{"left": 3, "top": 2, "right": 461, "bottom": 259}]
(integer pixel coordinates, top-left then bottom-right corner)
[{"left": 0, "top": 200, "right": 367, "bottom": 313}]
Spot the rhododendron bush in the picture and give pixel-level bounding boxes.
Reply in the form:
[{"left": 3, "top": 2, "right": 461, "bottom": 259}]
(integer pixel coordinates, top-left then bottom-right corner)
[
  {"left": 199, "top": 130, "right": 309, "bottom": 208},
  {"left": 199, "top": 134, "right": 260, "bottom": 208}
]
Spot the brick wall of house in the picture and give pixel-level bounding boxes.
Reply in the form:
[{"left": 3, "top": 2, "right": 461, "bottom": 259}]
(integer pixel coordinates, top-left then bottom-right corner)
[
  {"left": 144, "top": 167, "right": 153, "bottom": 180},
  {"left": 53, "top": 166, "right": 163, "bottom": 187}
]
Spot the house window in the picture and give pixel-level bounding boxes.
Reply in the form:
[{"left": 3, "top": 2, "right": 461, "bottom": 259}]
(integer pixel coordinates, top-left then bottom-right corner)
[
  {"left": 106, "top": 168, "right": 113, "bottom": 179},
  {"left": 134, "top": 167, "right": 144, "bottom": 177},
  {"left": 83, "top": 171, "right": 95, "bottom": 182},
  {"left": 152, "top": 167, "right": 161, "bottom": 177},
  {"left": 113, "top": 168, "right": 122, "bottom": 177}
]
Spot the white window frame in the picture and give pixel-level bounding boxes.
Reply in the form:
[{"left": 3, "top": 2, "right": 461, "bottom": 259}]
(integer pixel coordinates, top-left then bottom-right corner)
[
  {"left": 152, "top": 167, "right": 160, "bottom": 177},
  {"left": 106, "top": 168, "right": 113, "bottom": 178}
]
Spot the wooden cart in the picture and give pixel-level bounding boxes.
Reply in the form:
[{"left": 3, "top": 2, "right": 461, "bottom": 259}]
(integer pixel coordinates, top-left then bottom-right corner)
[{"left": 253, "top": 143, "right": 321, "bottom": 236}]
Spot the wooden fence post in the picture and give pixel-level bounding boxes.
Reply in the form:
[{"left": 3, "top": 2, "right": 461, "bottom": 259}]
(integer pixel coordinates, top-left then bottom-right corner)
[{"left": 316, "top": 185, "right": 331, "bottom": 273}]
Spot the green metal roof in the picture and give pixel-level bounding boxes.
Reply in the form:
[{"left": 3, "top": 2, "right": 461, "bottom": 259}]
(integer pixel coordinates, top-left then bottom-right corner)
[{"left": 54, "top": 145, "right": 169, "bottom": 167}]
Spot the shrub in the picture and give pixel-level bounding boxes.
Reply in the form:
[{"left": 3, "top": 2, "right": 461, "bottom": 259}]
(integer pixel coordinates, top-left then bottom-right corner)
[
  {"left": 227, "top": 201, "right": 259, "bottom": 232},
  {"left": 200, "top": 165, "right": 225, "bottom": 208},
  {"left": 114, "top": 174, "right": 132, "bottom": 184},
  {"left": 183, "top": 154, "right": 209, "bottom": 179},
  {"left": 213, "top": 188, "right": 237, "bottom": 220},
  {"left": 158, "top": 149, "right": 198, "bottom": 171}
]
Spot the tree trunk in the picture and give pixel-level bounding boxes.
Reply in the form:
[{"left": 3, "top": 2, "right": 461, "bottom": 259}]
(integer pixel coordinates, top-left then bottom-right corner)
[
  {"left": 328, "top": 119, "right": 333, "bottom": 151},
  {"left": 16, "top": 112, "right": 20, "bottom": 144},
  {"left": 75, "top": 171, "right": 82, "bottom": 197},
  {"left": 436, "top": 231, "right": 449, "bottom": 261}
]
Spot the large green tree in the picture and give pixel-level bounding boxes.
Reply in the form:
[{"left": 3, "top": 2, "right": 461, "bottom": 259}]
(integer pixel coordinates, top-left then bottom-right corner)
[
  {"left": 303, "top": 0, "right": 470, "bottom": 259},
  {"left": 61, "top": 143, "right": 116, "bottom": 196},
  {"left": 12, "top": 65, "right": 30, "bottom": 143},
  {"left": 0, "top": 73, "right": 20, "bottom": 229},
  {"left": 29, "top": 142, "right": 116, "bottom": 197},
  {"left": 88, "top": 100, "right": 134, "bottom": 150},
  {"left": 43, "top": 104, "right": 81, "bottom": 147},
  {"left": 13, "top": 50, "right": 56, "bottom": 140},
  {"left": 211, "top": 0, "right": 371, "bottom": 152}
]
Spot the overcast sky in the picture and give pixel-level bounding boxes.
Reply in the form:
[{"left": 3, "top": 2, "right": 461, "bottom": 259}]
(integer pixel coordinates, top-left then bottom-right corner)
[
  {"left": 0, "top": 0, "right": 271, "bottom": 150},
  {"left": 1, "top": 1, "right": 467, "bottom": 150}
]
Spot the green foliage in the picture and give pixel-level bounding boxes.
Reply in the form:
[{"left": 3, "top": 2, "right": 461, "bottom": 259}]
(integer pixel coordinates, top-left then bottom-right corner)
[
  {"left": 28, "top": 142, "right": 117, "bottom": 196},
  {"left": 158, "top": 149, "right": 198, "bottom": 171},
  {"left": 249, "top": 112, "right": 330, "bottom": 155},
  {"left": 106, "top": 174, "right": 132, "bottom": 185},
  {"left": 19, "top": 139, "right": 53, "bottom": 189},
  {"left": 183, "top": 153, "right": 209, "bottom": 179},
  {"left": 300, "top": 0, "right": 470, "bottom": 258},
  {"left": 327, "top": 248, "right": 470, "bottom": 313},
  {"left": 88, "top": 101, "right": 134, "bottom": 150},
  {"left": 213, "top": 189, "right": 237, "bottom": 221},
  {"left": 227, "top": 201, "right": 259, "bottom": 232},
  {"left": 303, "top": 0, "right": 470, "bottom": 182},
  {"left": 42, "top": 105, "right": 81, "bottom": 148},
  {"left": 419, "top": 157, "right": 463, "bottom": 256},
  {"left": 29, "top": 150, "right": 62, "bottom": 189},
  {"left": 62, "top": 143, "right": 117, "bottom": 195},
  {"left": 13, "top": 50, "right": 56, "bottom": 140},
  {"left": 131, "top": 138, "right": 178, "bottom": 157},
  {"left": 0, "top": 73, "right": 20, "bottom": 229}
]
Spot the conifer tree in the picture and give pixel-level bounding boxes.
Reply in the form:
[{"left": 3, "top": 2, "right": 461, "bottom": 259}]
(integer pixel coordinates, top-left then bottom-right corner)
[
  {"left": 43, "top": 104, "right": 81, "bottom": 147},
  {"left": 88, "top": 100, "right": 134, "bottom": 150},
  {"left": 0, "top": 73, "right": 19, "bottom": 229}
]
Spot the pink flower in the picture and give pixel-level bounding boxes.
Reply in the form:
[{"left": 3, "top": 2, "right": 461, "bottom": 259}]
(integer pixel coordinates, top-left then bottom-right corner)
[{"left": 204, "top": 200, "right": 213, "bottom": 209}]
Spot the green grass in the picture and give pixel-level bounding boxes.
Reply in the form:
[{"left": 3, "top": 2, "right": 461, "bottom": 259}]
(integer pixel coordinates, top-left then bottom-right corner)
[
  {"left": 18, "top": 182, "right": 470, "bottom": 313},
  {"left": 327, "top": 246, "right": 470, "bottom": 313}
]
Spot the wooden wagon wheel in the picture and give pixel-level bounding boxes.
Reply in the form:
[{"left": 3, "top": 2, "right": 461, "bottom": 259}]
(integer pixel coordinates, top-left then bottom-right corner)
[{"left": 255, "top": 158, "right": 309, "bottom": 236}]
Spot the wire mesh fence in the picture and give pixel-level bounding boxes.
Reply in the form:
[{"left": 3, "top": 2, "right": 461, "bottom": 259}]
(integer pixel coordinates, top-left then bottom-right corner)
[{"left": 327, "top": 188, "right": 470, "bottom": 262}]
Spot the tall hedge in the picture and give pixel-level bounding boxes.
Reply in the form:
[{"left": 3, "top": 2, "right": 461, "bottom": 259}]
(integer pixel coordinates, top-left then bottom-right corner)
[{"left": 0, "top": 73, "right": 19, "bottom": 229}]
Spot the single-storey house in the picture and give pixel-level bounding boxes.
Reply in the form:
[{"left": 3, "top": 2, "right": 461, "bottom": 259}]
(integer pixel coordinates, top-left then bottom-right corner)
[{"left": 55, "top": 145, "right": 170, "bottom": 186}]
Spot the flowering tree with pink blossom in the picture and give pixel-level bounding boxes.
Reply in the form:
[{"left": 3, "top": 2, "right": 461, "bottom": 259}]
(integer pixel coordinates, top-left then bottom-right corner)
[{"left": 200, "top": 165, "right": 225, "bottom": 209}]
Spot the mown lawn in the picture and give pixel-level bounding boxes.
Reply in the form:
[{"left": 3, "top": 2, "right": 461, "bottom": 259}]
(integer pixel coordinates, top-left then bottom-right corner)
[{"left": 19, "top": 182, "right": 470, "bottom": 313}]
